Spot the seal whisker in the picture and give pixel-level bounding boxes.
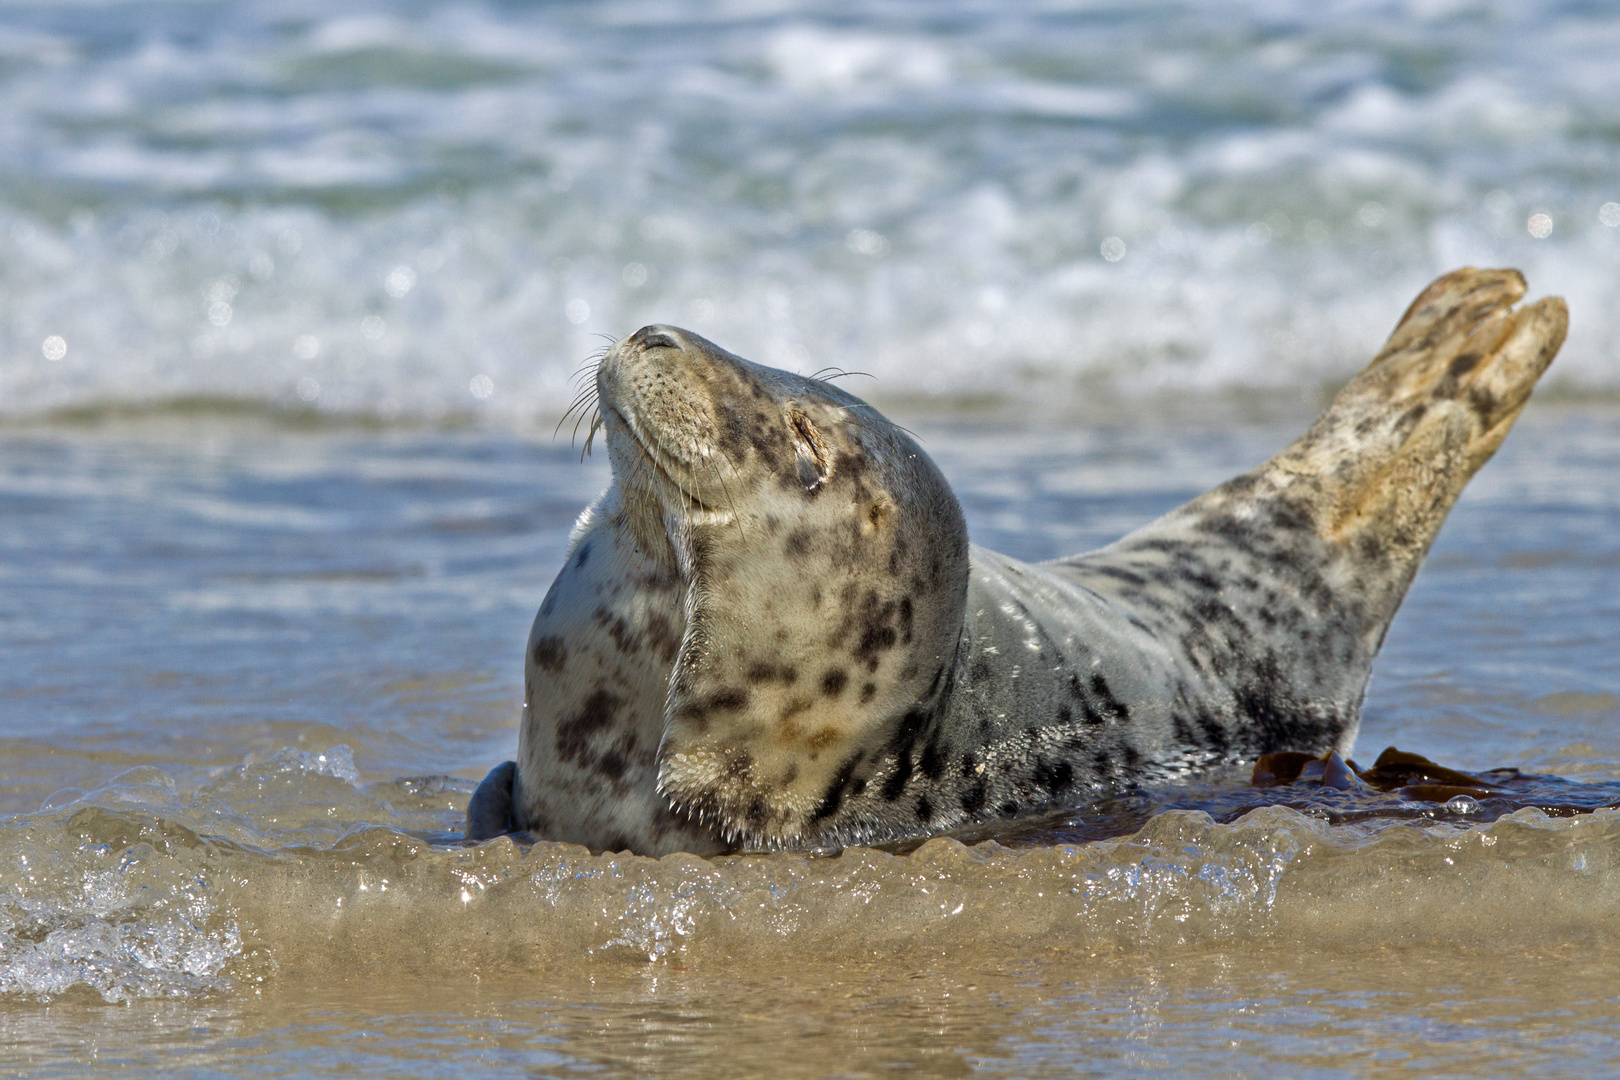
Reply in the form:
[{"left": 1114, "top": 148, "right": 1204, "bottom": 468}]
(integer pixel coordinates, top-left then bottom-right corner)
[
  {"left": 704, "top": 447, "right": 747, "bottom": 535},
  {"left": 809, "top": 368, "right": 875, "bottom": 383},
  {"left": 580, "top": 410, "right": 603, "bottom": 460},
  {"left": 825, "top": 404, "right": 921, "bottom": 443},
  {"left": 556, "top": 385, "right": 600, "bottom": 441}
]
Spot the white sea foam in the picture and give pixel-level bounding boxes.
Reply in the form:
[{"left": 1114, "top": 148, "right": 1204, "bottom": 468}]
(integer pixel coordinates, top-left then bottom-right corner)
[{"left": 0, "top": 0, "right": 1615, "bottom": 423}]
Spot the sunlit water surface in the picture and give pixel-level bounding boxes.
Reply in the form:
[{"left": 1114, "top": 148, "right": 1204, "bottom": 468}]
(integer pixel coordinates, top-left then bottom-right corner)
[{"left": 2, "top": 408, "right": 1618, "bottom": 1077}]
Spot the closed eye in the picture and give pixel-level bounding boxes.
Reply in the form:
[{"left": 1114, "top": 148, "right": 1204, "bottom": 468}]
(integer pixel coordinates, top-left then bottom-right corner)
[{"left": 790, "top": 410, "right": 830, "bottom": 493}]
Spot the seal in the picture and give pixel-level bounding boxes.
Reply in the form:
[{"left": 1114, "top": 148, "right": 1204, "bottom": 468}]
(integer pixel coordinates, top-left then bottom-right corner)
[{"left": 467, "top": 267, "right": 1568, "bottom": 856}]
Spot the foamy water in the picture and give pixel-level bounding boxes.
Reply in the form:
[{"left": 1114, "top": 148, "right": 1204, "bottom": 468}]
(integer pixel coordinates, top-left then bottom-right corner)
[{"left": 1, "top": 0, "right": 1619, "bottom": 423}]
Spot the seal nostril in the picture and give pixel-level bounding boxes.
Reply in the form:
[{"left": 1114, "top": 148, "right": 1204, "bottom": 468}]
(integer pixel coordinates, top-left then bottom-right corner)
[{"left": 631, "top": 327, "right": 678, "bottom": 350}]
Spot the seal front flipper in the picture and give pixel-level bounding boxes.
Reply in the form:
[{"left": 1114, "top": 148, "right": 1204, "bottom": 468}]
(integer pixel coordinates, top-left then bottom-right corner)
[{"left": 466, "top": 760, "right": 517, "bottom": 841}]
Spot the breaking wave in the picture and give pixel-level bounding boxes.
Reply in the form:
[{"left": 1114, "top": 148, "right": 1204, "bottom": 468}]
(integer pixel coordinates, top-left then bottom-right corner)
[{"left": 6, "top": 751, "right": 1620, "bottom": 1002}]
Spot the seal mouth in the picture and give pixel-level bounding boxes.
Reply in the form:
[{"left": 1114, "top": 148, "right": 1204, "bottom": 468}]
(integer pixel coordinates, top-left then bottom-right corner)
[{"left": 607, "top": 406, "right": 721, "bottom": 515}]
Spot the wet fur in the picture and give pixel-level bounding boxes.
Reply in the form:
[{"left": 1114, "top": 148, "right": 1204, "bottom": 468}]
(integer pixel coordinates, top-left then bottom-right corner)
[{"left": 469, "top": 268, "right": 1567, "bottom": 855}]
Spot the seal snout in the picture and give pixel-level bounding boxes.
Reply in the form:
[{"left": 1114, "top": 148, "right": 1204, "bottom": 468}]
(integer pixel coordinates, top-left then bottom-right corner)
[{"left": 626, "top": 324, "right": 681, "bottom": 351}]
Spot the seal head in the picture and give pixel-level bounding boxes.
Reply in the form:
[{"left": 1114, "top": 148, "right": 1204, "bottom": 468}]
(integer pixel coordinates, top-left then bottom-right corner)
[
  {"left": 610, "top": 326, "right": 970, "bottom": 846},
  {"left": 504, "top": 325, "right": 969, "bottom": 852}
]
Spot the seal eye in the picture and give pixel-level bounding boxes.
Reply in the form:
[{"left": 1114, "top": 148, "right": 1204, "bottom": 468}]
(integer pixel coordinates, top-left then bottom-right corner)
[{"left": 789, "top": 409, "right": 830, "bottom": 494}]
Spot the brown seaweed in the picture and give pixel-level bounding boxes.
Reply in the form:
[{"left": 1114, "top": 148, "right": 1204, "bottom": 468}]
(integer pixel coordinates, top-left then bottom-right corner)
[{"left": 1252, "top": 746, "right": 1620, "bottom": 817}]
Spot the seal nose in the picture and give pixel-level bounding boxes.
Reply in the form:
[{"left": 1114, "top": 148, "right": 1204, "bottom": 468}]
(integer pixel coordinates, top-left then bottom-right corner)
[{"left": 628, "top": 325, "right": 680, "bottom": 351}]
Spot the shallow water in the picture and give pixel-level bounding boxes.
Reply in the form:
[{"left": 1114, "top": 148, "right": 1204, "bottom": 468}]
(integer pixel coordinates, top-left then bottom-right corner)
[{"left": 2, "top": 408, "right": 1619, "bottom": 1076}]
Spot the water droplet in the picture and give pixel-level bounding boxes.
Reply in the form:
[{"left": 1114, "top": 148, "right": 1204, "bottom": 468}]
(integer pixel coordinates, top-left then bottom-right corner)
[
  {"left": 622, "top": 262, "right": 648, "bottom": 287},
  {"left": 385, "top": 265, "right": 417, "bottom": 298},
  {"left": 295, "top": 376, "right": 321, "bottom": 402},
  {"left": 360, "top": 316, "right": 386, "bottom": 340},
  {"left": 207, "top": 301, "right": 233, "bottom": 327},
  {"left": 565, "top": 299, "right": 591, "bottom": 324},
  {"left": 1100, "top": 236, "right": 1126, "bottom": 262},
  {"left": 1599, "top": 202, "right": 1620, "bottom": 228},
  {"left": 1527, "top": 213, "right": 1554, "bottom": 239},
  {"left": 846, "top": 228, "right": 889, "bottom": 258},
  {"left": 469, "top": 374, "right": 494, "bottom": 400},
  {"left": 1355, "top": 201, "right": 1387, "bottom": 229},
  {"left": 41, "top": 335, "right": 66, "bottom": 361},
  {"left": 293, "top": 335, "right": 320, "bottom": 360}
]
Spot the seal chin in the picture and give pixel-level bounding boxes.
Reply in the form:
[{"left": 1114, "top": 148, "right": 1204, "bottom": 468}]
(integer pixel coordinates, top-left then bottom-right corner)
[{"left": 604, "top": 405, "right": 722, "bottom": 516}]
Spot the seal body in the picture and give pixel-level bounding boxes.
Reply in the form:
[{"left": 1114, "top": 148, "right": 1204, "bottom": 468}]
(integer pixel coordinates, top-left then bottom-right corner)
[{"left": 469, "top": 268, "right": 1568, "bottom": 855}]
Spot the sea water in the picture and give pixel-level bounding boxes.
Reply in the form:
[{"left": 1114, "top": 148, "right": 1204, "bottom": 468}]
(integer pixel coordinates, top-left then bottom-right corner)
[{"left": 3, "top": 1, "right": 1620, "bottom": 1076}]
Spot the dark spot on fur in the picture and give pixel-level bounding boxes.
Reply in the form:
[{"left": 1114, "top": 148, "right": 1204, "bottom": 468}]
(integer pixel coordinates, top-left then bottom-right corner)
[
  {"left": 810, "top": 753, "right": 862, "bottom": 822},
  {"left": 597, "top": 749, "right": 627, "bottom": 780},
  {"left": 678, "top": 687, "right": 750, "bottom": 717},
  {"left": 574, "top": 542, "right": 590, "bottom": 569},
  {"left": 594, "top": 607, "right": 640, "bottom": 655},
  {"left": 748, "top": 663, "right": 798, "bottom": 685},
  {"left": 717, "top": 402, "right": 750, "bottom": 461},
  {"left": 881, "top": 754, "right": 913, "bottom": 801},
  {"left": 860, "top": 682, "right": 876, "bottom": 704},
  {"left": 915, "top": 795, "right": 934, "bottom": 823},
  {"left": 1357, "top": 531, "right": 1385, "bottom": 562},
  {"left": 1090, "top": 673, "right": 1131, "bottom": 721},
  {"left": 1033, "top": 758, "right": 1074, "bottom": 795},
  {"left": 531, "top": 635, "right": 567, "bottom": 673},
  {"left": 555, "top": 689, "right": 621, "bottom": 766},
  {"left": 919, "top": 740, "right": 943, "bottom": 780},
  {"left": 644, "top": 612, "right": 682, "bottom": 664},
  {"left": 785, "top": 529, "right": 813, "bottom": 558},
  {"left": 821, "top": 669, "right": 848, "bottom": 696}
]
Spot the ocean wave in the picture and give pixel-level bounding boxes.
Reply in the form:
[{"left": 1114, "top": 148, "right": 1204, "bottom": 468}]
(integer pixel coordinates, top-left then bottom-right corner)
[
  {"left": 5, "top": 758, "right": 1620, "bottom": 1002},
  {"left": 0, "top": 1, "right": 1618, "bottom": 422}
]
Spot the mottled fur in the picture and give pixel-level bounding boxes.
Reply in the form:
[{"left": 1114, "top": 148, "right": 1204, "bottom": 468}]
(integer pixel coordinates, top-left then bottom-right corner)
[{"left": 468, "top": 268, "right": 1567, "bottom": 855}]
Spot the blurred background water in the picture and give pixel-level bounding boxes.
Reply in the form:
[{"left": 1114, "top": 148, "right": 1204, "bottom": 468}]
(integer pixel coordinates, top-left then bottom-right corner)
[
  {"left": 0, "top": 0, "right": 1618, "bottom": 421},
  {"left": 3, "top": 1, "right": 1620, "bottom": 1077}
]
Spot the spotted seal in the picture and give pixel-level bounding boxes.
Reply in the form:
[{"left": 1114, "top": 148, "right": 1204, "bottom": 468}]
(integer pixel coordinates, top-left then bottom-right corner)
[{"left": 467, "top": 267, "right": 1567, "bottom": 855}]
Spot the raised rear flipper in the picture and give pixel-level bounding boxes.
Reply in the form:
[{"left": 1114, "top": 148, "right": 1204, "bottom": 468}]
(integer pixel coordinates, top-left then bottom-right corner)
[{"left": 1057, "top": 267, "right": 1567, "bottom": 760}]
